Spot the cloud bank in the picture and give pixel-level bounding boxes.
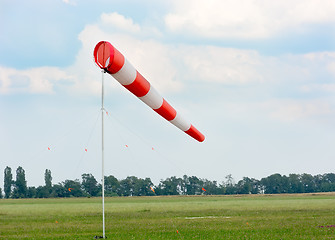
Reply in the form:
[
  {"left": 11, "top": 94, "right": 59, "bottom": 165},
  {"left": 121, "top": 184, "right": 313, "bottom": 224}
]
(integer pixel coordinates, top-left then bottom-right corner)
[
  {"left": 165, "top": 0, "right": 335, "bottom": 39},
  {"left": 1, "top": 10, "right": 335, "bottom": 125}
]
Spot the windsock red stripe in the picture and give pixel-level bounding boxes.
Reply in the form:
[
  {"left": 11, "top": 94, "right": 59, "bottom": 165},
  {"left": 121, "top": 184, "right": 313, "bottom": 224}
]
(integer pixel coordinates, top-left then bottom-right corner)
[
  {"left": 154, "top": 99, "right": 177, "bottom": 121},
  {"left": 93, "top": 41, "right": 205, "bottom": 142},
  {"left": 107, "top": 46, "right": 124, "bottom": 74},
  {"left": 185, "top": 125, "right": 205, "bottom": 142},
  {"left": 123, "top": 72, "right": 150, "bottom": 97}
]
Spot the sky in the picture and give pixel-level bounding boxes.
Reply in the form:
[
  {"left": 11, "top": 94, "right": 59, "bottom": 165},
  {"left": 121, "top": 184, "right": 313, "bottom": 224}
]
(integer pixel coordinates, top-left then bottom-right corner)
[{"left": 1, "top": 0, "right": 335, "bottom": 189}]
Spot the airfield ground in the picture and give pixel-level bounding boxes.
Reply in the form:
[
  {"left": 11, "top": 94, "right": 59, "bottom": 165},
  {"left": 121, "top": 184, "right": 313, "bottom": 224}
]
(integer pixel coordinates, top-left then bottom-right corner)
[{"left": 1, "top": 193, "right": 335, "bottom": 239}]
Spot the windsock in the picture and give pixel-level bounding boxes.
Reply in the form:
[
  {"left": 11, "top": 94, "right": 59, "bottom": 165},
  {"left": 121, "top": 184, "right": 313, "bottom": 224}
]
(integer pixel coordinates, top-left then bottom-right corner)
[{"left": 93, "top": 41, "right": 205, "bottom": 142}]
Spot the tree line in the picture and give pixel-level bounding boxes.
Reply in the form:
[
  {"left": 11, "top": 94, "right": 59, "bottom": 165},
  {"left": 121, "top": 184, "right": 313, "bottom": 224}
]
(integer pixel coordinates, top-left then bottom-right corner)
[{"left": 2, "top": 166, "right": 335, "bottom": 199}]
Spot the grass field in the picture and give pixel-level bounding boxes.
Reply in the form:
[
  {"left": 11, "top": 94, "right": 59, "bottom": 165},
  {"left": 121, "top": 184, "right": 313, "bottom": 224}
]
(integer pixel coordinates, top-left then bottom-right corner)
[{"left": 1, "top": 193, "right": 335, "bottom": 239}]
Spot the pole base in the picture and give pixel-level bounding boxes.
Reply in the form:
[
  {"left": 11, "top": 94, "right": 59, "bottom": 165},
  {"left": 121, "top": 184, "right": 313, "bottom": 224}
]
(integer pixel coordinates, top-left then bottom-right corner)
[{"left": 94, "top": 236, "right": 106, "bottom": 239}]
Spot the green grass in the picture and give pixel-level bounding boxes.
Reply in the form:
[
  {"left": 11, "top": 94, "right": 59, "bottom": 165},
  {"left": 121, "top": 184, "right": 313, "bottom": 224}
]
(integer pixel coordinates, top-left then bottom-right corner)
[{"left": 1, "top": 193, "right": 335, "bottom": 239}]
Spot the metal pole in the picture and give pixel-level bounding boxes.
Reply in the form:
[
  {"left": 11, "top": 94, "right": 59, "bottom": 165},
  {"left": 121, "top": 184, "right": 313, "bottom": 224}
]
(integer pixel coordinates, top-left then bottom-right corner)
[{"left": 101, "top": 70, "right": 105, "bottom": 239}]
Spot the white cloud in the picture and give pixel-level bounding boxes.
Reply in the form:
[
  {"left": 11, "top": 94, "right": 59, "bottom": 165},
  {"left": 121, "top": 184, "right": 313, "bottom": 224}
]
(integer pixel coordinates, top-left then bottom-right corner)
[
  {"left": 303, "top": 52, "right": 335, "bottom": 78},
  {"left": 0, "top": 12, "right": 287, "bottom": 96},
  {"left": 301, "top": 84, "right": 335, "bottom": 93},
  {"left": 266, "top": 99, "right": 334, "bottom": 122},
  {"left": 0, "top": 66, "right": 74, "bottom": 94},
  {"left": 2, "top": 10, "right": 335, "bottom": 112},
  {"left": 303, "top": 52, "right": 335, "bottom": 61},
  {"left": 222, "top": 98, "right": 335, "bottom": 124},
  {"left": 165, "top": 0, "right": 335, "bottom": 39},
  {"left": 298, "top": 52, "right": 335, "bottom": 93},
  {"left": 101, "top": 12, "right": 141, "bottom": 33},
  {"left": 327, "top": 62, "right": 335, "bottom": 78},
  {"left": 78, "top": 15, "right": 267, "bottom": 88},
  {"left": 76, "top": 23, "right": 266, "bottom": 93},
  {"left": 0, "top": 67, "right": 15, "bottom": 94},
  {"left": 62, "top": 0, "right": 76, "bottom": 6},
  {"left": 178, "top": 46, "right": 263, "bottom": 84}
]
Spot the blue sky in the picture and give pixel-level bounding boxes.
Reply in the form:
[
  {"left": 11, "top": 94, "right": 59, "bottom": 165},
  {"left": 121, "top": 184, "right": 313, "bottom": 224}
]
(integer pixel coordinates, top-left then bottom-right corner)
[{"left": 1, "top": 0, "right": 335, "bottom": 188}]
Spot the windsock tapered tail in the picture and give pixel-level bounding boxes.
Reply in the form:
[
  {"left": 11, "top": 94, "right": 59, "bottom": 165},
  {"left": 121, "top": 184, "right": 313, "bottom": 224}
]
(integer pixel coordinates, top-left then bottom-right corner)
[{"left": 93, "top": 41, "right": 205, "bottom": 142}]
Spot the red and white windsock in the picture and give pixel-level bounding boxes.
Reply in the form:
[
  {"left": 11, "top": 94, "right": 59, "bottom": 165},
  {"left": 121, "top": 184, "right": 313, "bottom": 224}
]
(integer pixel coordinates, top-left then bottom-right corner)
[{"left": 93, "top": 41, "right": 205, "bottom": 142}]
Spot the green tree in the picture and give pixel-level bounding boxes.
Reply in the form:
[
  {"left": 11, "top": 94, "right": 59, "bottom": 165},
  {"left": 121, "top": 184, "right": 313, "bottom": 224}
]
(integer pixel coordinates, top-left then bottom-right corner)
[
  {"left": 117, "top": 176, "right": 155, "bottom": 196},
  {"left": 12, "top": 166, "right": 27, "bottom": 198},
  {"left": 320, "top": 173, "right": 335, "bottom": 192},
  {"left": 36, "top": 186, "right": 49, "bottom": 198},
  {"left": 4, "top": 166, "right": 13, "bottom": 198},
  {"left": 180, "top": 175, "right": 188, "bottom": 195},
  {"left": 64, "top": 179, "right": 85, "bottom": 197},
  {"left": 143, "top": 177, "right": 155, "bottom": 196},
  {"left": 157, "top": 176, "right": 181, "bottom": 195},
  {"left": 288, "top": 174, "right": 303, "bottom": 193},
  {"left": 133, "top": 177, "right": 154, "bottom": 196},
  {"left": 324, "top": 173, "right": 335, "bottom": 184},
  {"left": 44, "top": 169, "right": 52, "bottom": 197},
  {"left": 81, "top": 173, "right": 99, "bottom": 197},
  {"left": 27, "top": 187, "right": 37, "bottom": 198},
  {"left": 250, "top": 178, "right": 261, "bottom": 194},
  {"left": 185, "top": 176, "right": 202, "bottom": 195},
  {"left": 104, "top": 175, "right": 120, "bottom": 196},
  {"left": 51, "top": 183, "right": 67, "bottom": 198},
  {"left": 225, "top": 174, "right": 237, "bottom": 195},
  {"left": 301, "top": 173, "right": 316, "bottom": 193},
  {"left": 202, "top": 179, "right": 222, "bottom": 195},
  {"left": 261, "top": 173, "right": 289, "bottom": 194},
  {"left": 118, "top": 176, "right": 141, "bottom": 196},
  {"left": 118, "top": 177, "right": 131, "bottom": 196},
  {"left": 0, "top": 187, "right": 3, "bottom": 198},
  {"left": 237, "top": 177, "right": 260, "bottom": 194}
]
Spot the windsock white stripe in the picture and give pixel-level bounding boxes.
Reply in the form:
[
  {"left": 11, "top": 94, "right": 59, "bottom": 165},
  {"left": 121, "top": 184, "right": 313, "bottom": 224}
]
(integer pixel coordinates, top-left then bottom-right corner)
[
  {"left": 139, "top": 86, "right": 164, "bottom": 110},
  {"left": 111, "top": 58, "right": 137, "bottom": 85},
  {"left": 105, "top": 57, "right": 110, "bottom": 68},
  {"left": 169, "top": 112, "right": 191, "bottom": 131}
]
